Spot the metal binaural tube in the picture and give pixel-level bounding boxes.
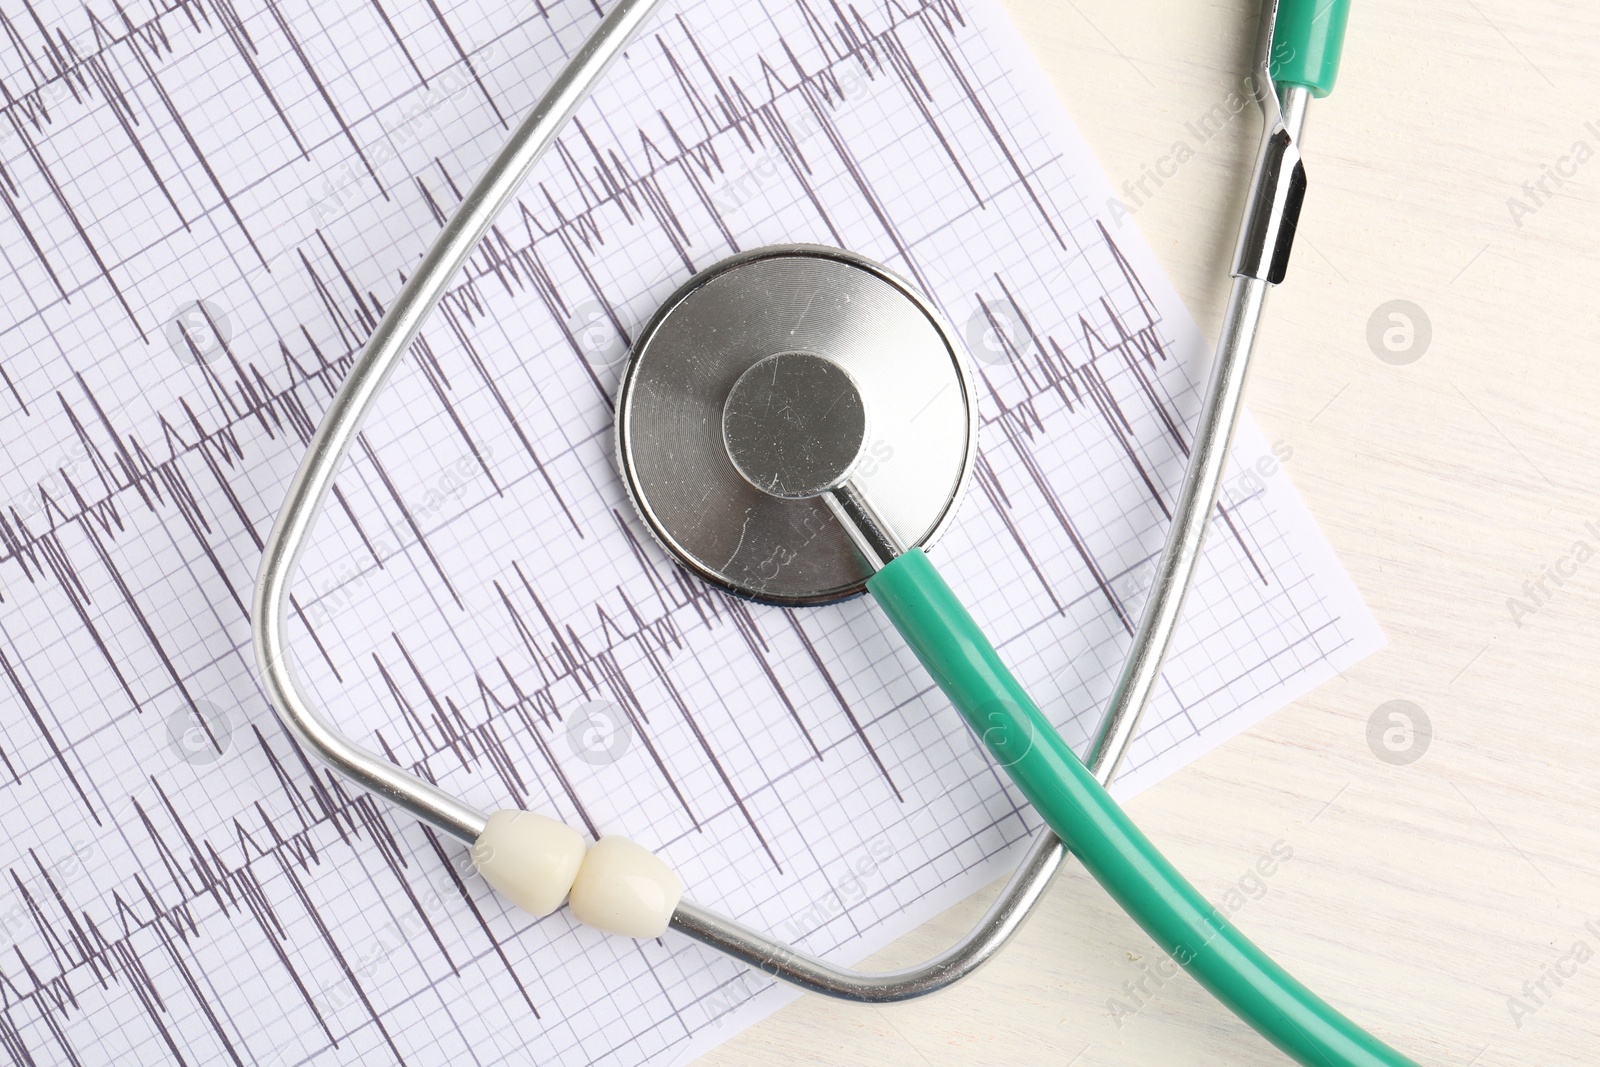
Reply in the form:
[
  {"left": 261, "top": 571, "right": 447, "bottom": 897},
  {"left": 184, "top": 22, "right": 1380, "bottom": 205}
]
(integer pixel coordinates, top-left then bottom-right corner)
[
  {"left": 669, "top": 821, "right": 1066, "bottom": 1001},
  {"left": 251, "top": 0, "right": 667, "bottom": 846},
  {"left": 1090, "top": 82, "right": 1308, "bottom": 783},
  {"left": 1086, "top": 273, "right": 1270, "bottom": 783}
]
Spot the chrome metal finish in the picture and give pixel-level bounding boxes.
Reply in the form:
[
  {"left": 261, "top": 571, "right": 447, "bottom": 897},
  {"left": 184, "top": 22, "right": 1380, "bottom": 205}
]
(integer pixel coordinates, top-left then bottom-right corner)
[
  {"left": 723, "top": 352, "right": 869, "bottom": 499},
  {"left": 720, "top": 349, "right": 907, "bottom": 571},
  {"left": 1247, "top": 0, "right": 1296, "bottom": 128},
  {"left": 822, "top": 482, "right": 906, "bottom": 571},
  {"left": 1091, "top": 74, "right": 1308, "bottom": 788},
  {"left": 1278, "top": 82, "right": 1312, "bottom": 140},
  {"left": 670, "top": 823, "right": 1066, "bottom": 1001},
  {"left": 1231, "top": 121, "right": 1304, "bottom": 283},
  {"left": 250, "top": 0, "right": 665, "bottom": 847},
  {"left": 1087, "top": 275, "right": 1269, "bottom": 783},
  {"left": 615, "top": 246, "right": 976, "bottom": 606},
  {"left": 1233, "top": 1, "right": 1311, "bottom": 284},
  {"left": 668, "top": 692, "right": 1145, "bottom": 1001}
]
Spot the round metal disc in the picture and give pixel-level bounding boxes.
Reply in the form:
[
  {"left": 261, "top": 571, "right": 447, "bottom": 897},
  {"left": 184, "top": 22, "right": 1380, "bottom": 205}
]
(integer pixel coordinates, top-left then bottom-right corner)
[
  {"left": 722, "top": 352, "right": 869, "bottom": 499},
  {"left": 614, "top": 245, "right": 977, "bottom": 606}
]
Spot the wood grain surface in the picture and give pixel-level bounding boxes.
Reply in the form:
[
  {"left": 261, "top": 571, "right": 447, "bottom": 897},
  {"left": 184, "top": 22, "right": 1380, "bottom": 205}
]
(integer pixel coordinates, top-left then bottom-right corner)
[{"left": 694, "top": 1, "right": 1600, "bottom": 1063}]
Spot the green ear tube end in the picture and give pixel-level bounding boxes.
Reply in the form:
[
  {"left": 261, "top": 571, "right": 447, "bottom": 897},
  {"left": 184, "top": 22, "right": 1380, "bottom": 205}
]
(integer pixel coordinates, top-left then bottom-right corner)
[{"left": 1269, "top": 0, "right": 1351, "bottom": 98}]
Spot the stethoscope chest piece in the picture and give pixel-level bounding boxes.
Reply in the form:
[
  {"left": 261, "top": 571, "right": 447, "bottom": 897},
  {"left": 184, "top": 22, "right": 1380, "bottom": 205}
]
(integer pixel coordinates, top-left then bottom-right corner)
[{"left": 615, "top": 245, "right": 976, "bottom": 605}]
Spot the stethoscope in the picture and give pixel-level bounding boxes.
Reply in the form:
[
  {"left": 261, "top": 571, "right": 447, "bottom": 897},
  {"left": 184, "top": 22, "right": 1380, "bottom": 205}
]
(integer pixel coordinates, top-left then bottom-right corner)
[{"left": 250, "top": 1, "right": 1421, "bottom": 1064}]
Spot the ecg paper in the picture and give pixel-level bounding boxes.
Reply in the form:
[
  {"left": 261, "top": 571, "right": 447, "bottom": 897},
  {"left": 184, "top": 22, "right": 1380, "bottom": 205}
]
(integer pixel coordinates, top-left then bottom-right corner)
[{"left": 0, "top": 0, "right": 1383, "bottom": 1063}]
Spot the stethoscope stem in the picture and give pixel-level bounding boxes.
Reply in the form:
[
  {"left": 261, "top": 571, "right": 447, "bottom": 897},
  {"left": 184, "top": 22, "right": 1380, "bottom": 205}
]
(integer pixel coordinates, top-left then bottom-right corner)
[
  {"left": 822, "top": 480, "right": 907, "bottom": 569},
  {"left": 250, "top": 0, "right": 668, "bottom": 850}
]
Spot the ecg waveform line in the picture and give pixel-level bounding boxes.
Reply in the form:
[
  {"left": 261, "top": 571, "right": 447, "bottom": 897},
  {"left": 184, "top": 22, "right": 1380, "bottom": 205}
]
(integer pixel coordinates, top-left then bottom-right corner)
[
  {"left": 0, "top": 0, "right": 1244, "bottom": 760},
  {"left": 0, "top": 729, "right": 548, "bottom": 1065},
  {"left": 0, "top": 0, "right": 1381, "bottom": 1063},
  {"left": 0, "top": 223, "right": 1230, "bottom": 853}
]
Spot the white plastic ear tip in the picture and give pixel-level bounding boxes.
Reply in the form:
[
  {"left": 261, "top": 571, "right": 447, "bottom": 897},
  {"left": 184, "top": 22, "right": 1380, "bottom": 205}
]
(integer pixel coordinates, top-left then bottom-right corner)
[
  {"left": 567, "top": 835, "right": 684, "bottom": 939},
  {"left": 472, "top": 810, "right": 587, "bottom": 918}
]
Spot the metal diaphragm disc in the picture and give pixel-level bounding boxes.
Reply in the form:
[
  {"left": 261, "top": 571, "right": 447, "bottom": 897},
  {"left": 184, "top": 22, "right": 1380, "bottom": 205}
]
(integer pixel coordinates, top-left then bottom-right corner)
[
  {"left": 614, "top": 245, "right": 977, "bottom": 606},
  {"left": 722, "top": 352, "right": 869, "bottom": 499}
]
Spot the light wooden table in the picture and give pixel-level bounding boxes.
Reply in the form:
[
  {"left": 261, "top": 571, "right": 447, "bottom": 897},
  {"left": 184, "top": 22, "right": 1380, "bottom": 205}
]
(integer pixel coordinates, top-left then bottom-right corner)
[{"left": 696, "top": 1, "right": 1600, "bottom": 1063}]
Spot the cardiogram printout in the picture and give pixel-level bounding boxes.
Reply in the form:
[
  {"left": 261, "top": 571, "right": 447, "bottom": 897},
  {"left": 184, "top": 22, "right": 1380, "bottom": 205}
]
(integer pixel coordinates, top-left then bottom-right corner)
[{"left": 0, "top": 0, "right": 1383, "bottom": 1062}]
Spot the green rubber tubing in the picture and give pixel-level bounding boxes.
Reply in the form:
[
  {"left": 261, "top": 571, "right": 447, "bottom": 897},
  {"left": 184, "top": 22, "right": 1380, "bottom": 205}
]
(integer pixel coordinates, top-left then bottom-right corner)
[
  {"left": 868, "top": 550, "right": 1419, "bottom": 1067},
  {"left": 1269, "top": 0, "right": 1351, "bottom": 97}
]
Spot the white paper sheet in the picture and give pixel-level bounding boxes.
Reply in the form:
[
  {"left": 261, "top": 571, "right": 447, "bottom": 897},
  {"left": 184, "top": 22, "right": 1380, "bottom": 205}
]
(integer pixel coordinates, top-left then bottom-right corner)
[{"left": 0, "top": 0, "right": 1382, "bottom": 1063}]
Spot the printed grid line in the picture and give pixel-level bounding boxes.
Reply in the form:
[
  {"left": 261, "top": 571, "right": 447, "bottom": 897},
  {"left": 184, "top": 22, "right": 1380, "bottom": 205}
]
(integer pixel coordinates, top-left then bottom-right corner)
[{"left": 0, "top": 0, "right": 1383, "bottom": 1064}]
